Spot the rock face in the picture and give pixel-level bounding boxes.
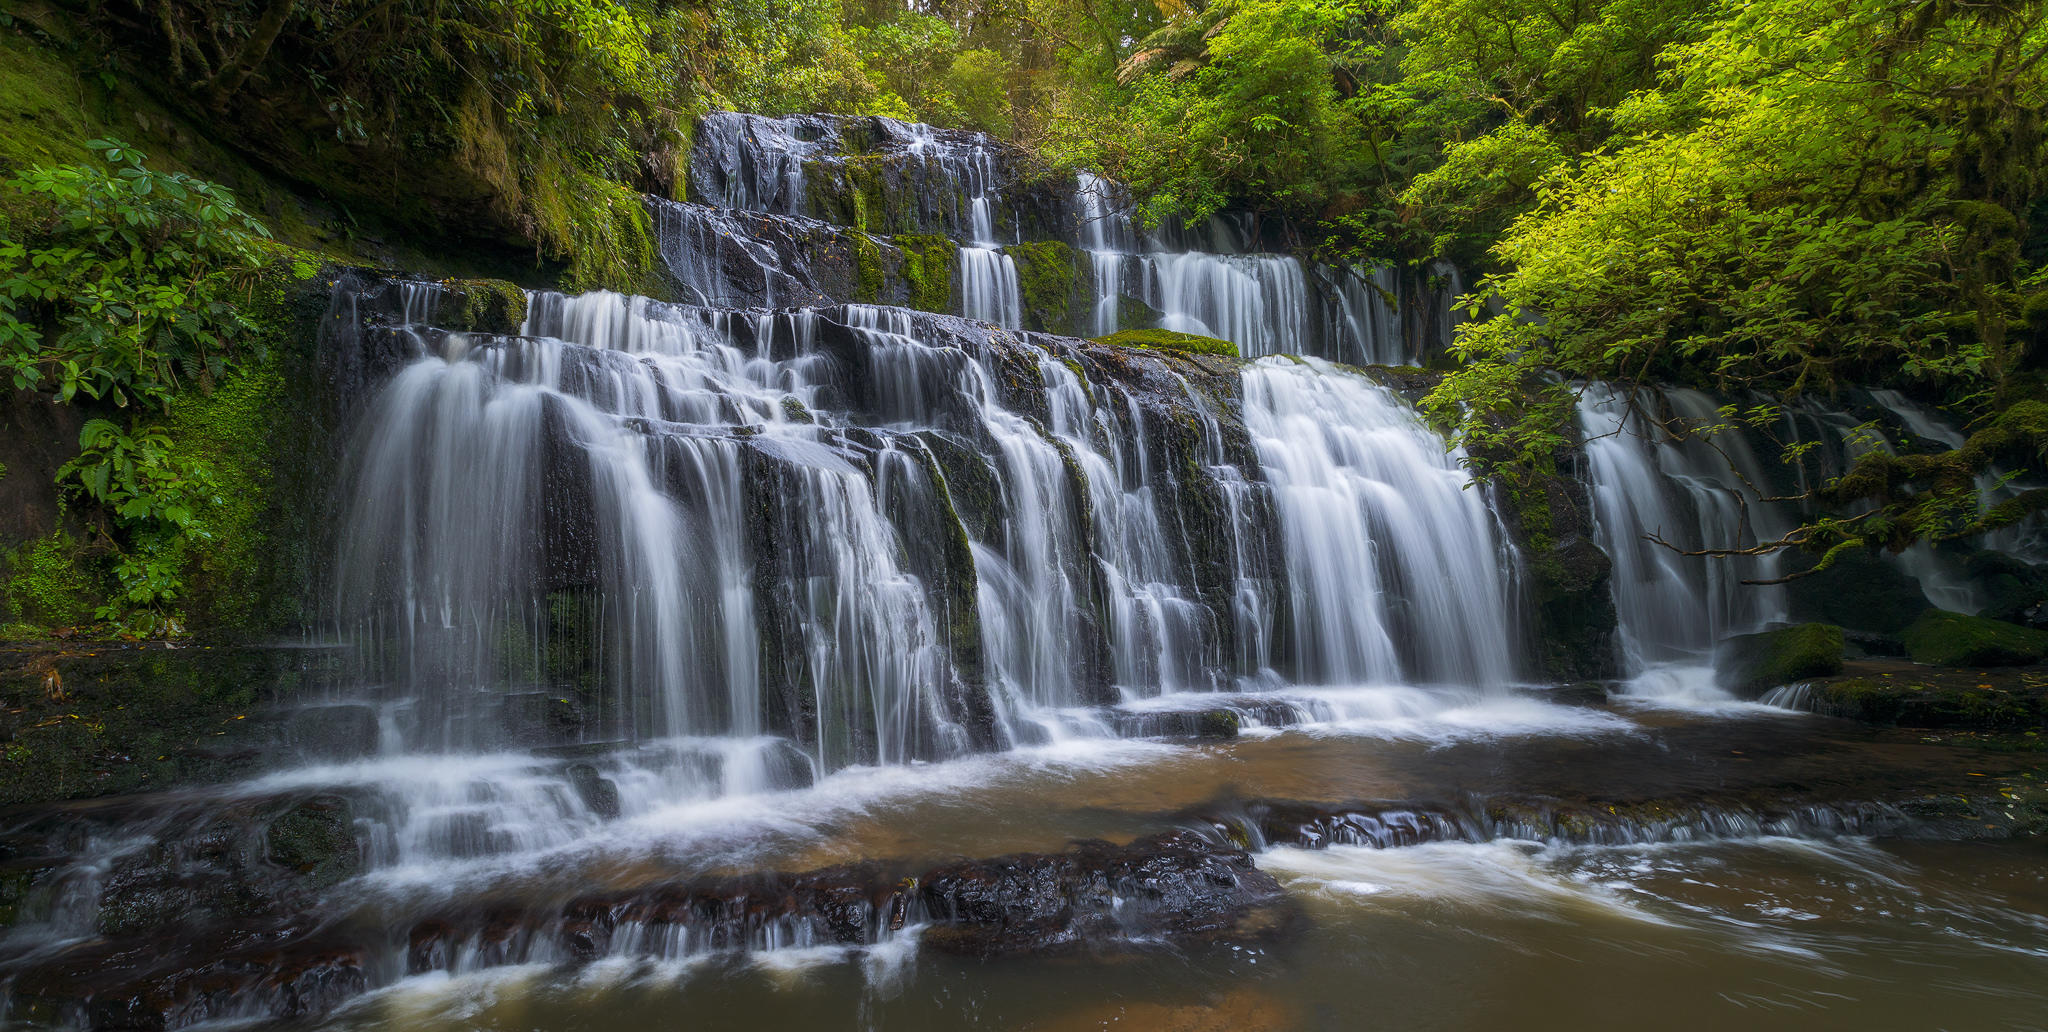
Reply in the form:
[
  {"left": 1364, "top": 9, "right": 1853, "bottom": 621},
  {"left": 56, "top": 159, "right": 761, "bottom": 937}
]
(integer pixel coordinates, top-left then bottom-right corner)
[
  {"left": 917, "top": 832, "right": 1288, "bottom": 956},
  {"left": 0, "top": 643, "right": 345, "bottom": 806},
  {"left": 0, "top": 828, "right": 1292, "bottom": 1029}
]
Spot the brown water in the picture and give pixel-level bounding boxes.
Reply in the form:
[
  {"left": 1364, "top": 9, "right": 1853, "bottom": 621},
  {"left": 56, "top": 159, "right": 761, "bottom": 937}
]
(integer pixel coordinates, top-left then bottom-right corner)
[{"left": 270, "top": 696, "right": 2048, "bottom": 1032}]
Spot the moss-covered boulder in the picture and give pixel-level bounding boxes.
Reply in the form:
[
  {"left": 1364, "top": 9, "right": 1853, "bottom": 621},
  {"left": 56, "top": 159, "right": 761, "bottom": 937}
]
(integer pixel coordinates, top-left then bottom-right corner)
[
  {"left": 432, "top": 278, "right": 529, "bottom": 334},
  {"left": 265, "top": 795, "right": 362, "bottom": 890},
  {"left": 1793, "top": 676, "right": 2047, "bottom": 730},
  {"left": 1092, "top": 328, "right": 1239, "bottom": 359},
  {"left": 1719, "top": 623, "right": 1845, "bottom": 697},
  {"left": 1902, "top": 610, "right": 2048, "bottom": 667}
]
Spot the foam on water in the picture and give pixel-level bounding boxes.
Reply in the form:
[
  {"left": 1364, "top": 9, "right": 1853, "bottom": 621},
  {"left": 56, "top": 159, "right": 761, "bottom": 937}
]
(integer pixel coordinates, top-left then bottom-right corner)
[
  {"left": 1262, "top": 839, "right": 1675, "bottom": 925},
  {"left": 1615, "top": 664, "right": 1802, "bottom": 716}
]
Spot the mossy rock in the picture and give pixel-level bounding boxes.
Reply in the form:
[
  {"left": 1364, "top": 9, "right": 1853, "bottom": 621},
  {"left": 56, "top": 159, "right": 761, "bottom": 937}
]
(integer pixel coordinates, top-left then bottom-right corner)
[
  {"left": 1799, "top": 677, "right": 2046, "bottom": 731},
  {"left": 434, "top": 278, "right": 529, "bottom": 334},
  {"left": 1196, "top": 709, "right": 1240, "bottom": 739},
  {"left": 1719, "top": 623, "right": 1845, "bottom": 697},
  {"left": 893, "top": 233, "right": 956, "bottom": 313},
  {"left": 1902, "top": 610, "right": 2048, "bottom": 667},
  {"left": 1092, "top": 328, "right": 1239, "bottom": 359}
]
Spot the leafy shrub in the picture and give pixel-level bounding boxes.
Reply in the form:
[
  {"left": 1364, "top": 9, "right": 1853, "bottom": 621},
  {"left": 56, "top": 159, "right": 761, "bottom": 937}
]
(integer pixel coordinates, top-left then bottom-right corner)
[{"left": 1, "top": 140, "right": 268, "bottom": 634}]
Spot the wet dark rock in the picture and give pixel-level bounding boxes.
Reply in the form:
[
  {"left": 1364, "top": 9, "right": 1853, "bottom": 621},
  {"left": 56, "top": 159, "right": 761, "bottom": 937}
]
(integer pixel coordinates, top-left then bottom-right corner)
[
  {"left": 284, "top": 704, "right": 379, "bottom": 762},
  {"left": 9, "top": 935, "right": 365, "bottom": 1031},
  {"left": 1787, "top": 550, "right": 1931, "bottom": 634},
  {"left": 0, "top": 643, "right": 345, "bottom": 806},
  {"left": 567, "top": 763, "right": 622, "bottom": 819},
  {"left": 1110, "top": 697, "right": 1315, "bottom": 738},
  {"left": 1966, "top": 548, "right": 2048, "bottom": 627},
  {"left": 1532, "top": 681, "right": 1613, "bottom": 707},
  {"left": 916, "top": 831, "right": 1288, "bottom": 956},
  {"left": 1190, "top": 785, "right": 2038, "bottom": 854},
  {"left": 265, "top": 796, "right": 361, "bottom": 890},
  {"left": 1472, "top": 418, "right": 1619, "bottom": 682},
  {"left": 395, "top": 832, "right": 1291, "bottom": 981}
]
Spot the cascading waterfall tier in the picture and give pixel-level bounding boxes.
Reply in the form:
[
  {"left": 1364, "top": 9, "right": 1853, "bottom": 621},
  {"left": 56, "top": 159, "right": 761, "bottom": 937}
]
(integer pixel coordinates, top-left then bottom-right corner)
[
  {"left": 1576, "top": 385, "right": 1792, "bottom": 673},
  {"left": 1577, "top": 383, "right": 2043, "bottom": 692},
  {"left": 1243, "top": 357, "right": 1518, "bottom": 686},
  {"left": 667, "top": 112, "right": 1463, "bottom": 364},
  {"left": 329, "top": 279, "right": 1385, "bottom": 772}
]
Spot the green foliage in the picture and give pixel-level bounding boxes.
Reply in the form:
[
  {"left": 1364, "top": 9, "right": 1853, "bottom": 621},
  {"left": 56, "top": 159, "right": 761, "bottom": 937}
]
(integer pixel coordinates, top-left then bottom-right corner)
[
  {"left": 1, "top": 141, "right": 272, "bottom": 635},
  {"left": 1422, "top": 0, "right": 2048, "bottom": 566},
  {"left": 0, "top": 139, "right": 269, "bottom": 410},
  {"left": 1099, "top": 0, "right": 1381, "bottom": 227},
  {"left": 1093, "top": 328, "right": 1241, "bottom": 358},
  {"left": 57, "top": 419, "right": 221, "bottom": 632}
]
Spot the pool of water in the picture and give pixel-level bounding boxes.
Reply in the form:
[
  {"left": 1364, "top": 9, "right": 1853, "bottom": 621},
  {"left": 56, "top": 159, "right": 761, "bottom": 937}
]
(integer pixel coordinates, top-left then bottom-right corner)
[{"left": 221, "top": 691, "right": 2048, "bottom": 1031}]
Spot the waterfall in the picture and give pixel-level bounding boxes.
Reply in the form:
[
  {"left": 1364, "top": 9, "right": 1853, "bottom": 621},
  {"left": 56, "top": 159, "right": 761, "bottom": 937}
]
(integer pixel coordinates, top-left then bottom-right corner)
[
  {"left": 1242, "top": 357, "right": 1517, "bottom": 685},
  {"left": 959, "top": 169, "right": 1022, "bottom": 328},
  {"left": 1144, "top": 252, "right": 1310, "bottom": 359},
  {"left": 1076, "top": 172, "right": 1132, "bottom": 337},
  {"left": 1577, "top": 385, "right": 1790, "bottom": 676}
]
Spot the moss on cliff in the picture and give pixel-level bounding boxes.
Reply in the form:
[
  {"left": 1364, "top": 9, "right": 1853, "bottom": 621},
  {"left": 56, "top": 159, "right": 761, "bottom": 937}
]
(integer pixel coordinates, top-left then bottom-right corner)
[
  {"left": 1092, "top": 328, "right": 1239, "bottom": 359},
  {"left": 852, "top": 233, "right": 885, "bottom": 303},
  {"left": 433, "top": 278, "right": 530, "bottom": 334},
  {"left": 896, "top": 233, "right": 955, "bottom": 313},
  {"left": 530, "top": 162, "right": 666, "bottom": 297},
  {"left": 0, "top": 533, "right": 100, "bottom": 635},
  {"left": 1009, "top": 240, "right": 1077, "bottom": 333}
]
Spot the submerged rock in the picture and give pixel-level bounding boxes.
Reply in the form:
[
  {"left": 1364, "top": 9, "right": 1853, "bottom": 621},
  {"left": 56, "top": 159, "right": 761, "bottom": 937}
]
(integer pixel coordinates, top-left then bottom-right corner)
[{"left": 918, "top": 831, "right": 1288, "bottom": 956}]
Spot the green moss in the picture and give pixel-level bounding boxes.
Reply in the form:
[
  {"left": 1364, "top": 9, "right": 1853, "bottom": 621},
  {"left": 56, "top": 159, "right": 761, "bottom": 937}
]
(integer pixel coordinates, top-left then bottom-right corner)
[
  {"left": 1196, "top": 708, "right": 1240, "bottom": 738},
  {"left": 1903, "top": 610, "right": 2048, "bottom": 667},
  {"left": 435, "top": 277, "right": 529, "bottom": 333},
  {"left": 165, "top": 361, "right": 286, "bottom": 635},
  {"left": 1721, "top": 623, "right": 1845, "bottom": 695},
  {"left": 1803, "top": 677, "right": 2046, "bottom": 730},
  {"left": 0, "top": 30, "right": 100, "bottom": 173},
  {"left": 852, "top": 233, "right": 884, "bottom": 303},
  {"left": 529, "top": 157, "right": 666, "bottom": 297},
  {"left": 895, "top": 233, "right": 955, "bottom": 313},
  {"left": 1091, "top": 328, "right": 1240, "bottom": 358},
  {"left": 0, "top": 533, "right": 101, "bottom": 632},
  {"left": 1009, "top": 240, "right": 1077, "bottom": 333}
]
